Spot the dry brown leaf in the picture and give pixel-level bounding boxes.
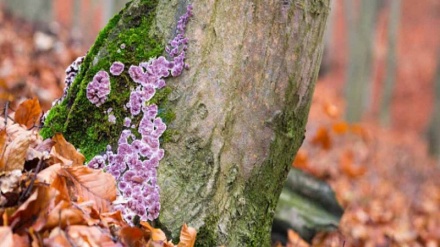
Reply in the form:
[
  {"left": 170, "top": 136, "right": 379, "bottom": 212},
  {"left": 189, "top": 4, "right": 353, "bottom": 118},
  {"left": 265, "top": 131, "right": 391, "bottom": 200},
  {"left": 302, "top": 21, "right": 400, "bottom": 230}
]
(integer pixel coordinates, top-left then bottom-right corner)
[
  {"left": 37, "top": 163, "right": 62, "bottom": 184},
  {"left": 44, "top": 200, "right": 86, "bottom": 229},
  {"left": 14, "top": 97, "right": 42, "bottom": 129},
  {"left": 119, "top": 226, "right": 146, "bottom": 247},
  {"left": 58, "top": 166, "right": 116, "bottom": 213},
  {"left": 141, "top": 221, "right": 167, "bottom": 242},
  {"left": 0, "top": 129, "right": 8, "bottom": 168},
  {"left": 101, "top": 210, "right": 127, "bottom": 228},
  {"left": 1, "top": 130, "right": 33, "bottom": 171},
  {"left": 10, "top": 185, "right": 56, "bottom": 232},
  {"left": 43, "top": 227, "right": 71, "bottom": 247},
  {"left": 177, "top": 224, "right": 197, "bottom": 247},
  {"left": 292, "top": 149, "right": 309, "bottom": 169},
  {"left": 332, "top": 121, "right": 350, "bottom": 135},
  {"left": 52, "top": 133, "right": 85, "bottom": 166},
  {"left": 5, "top": 124, "right": 27, "bottom": 141},
  {"left": 67, "top": 225, "right": 116, "bottom": 247},
  {"left": 311, "top": 127, "right": 332, "bottom": 150},
  {"left": 0, "top": 227, "right": 14, "bottom": 247},
  {"left": 339, "top": 150, "right": 366, "bottom": 178},
  {"left": 287, "top": 229, "right": 310, "bottom": 247},
  {"left": 49, "top": 148, "right": 73, "bottom": 167}
]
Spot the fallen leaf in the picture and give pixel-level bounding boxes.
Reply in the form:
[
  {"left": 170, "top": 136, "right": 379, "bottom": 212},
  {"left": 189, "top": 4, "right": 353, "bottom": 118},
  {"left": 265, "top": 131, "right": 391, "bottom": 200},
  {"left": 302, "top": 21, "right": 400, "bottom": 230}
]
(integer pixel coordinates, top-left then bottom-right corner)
[
  {"left": 332, "top": 121, "right": 350, "bottom": 135},
  {"left": 10, "top": 185, "right": 56, "bottom": 233},
  {"left": 44, "top": 200, "right": 86, "bottom": 230},
  {"left": 177, "top": 224, "right": 197, "bottom": 247},
  {"left": 0, "top": 129, "right": 7, "bottom": 161},
  {"left": 0, "top": 227, "right": 13, "bottom": 247},
  {"left": 52, "top": 133, "right": 85, "bottom": 167},
  {"left": 14, "top": 97, "right": 42, "bottom": 129},
  {"left": 120, "top": 226, "right": 146, "bottom": 247},
  {"left": 1, "top": 130, "right": 33, "bottom": 171},
  {"left": 311, "top": 127, "right": 332, "bottom": 150},
  {"left": 67, "top": 225, "right": 115, "bottom": 247},
  {"left": 43, "top": 227, "right": 71, "bottom": 247},
  {"left": 339, "top": 150, "right": 366, "bottom": 178},
  {"left": 58, "top": 166, "right": 116, "bottom": 213},
  {"left": 323, "top": 102, "right": 340, "bottom": 118},
  {"left": 292, "top": 149, "right": 309, "bottom": 170},
  {"left": 287, "top": 229, "right": 310, "bottom": 247},
  {"left": 141, "top": 221, "right": 167, "bottom": 242},
  {"left": 37, "top": 163, "right": 62, "bottom": 184},
  {"left": 101, "top": 210, "right": 127, "bottom": 228}
]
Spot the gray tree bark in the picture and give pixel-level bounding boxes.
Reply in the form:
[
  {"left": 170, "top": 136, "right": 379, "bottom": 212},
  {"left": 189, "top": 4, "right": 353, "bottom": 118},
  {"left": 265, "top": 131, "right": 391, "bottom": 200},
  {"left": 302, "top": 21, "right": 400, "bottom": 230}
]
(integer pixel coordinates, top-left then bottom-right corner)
[
  {"left": 42, "top": 0, "right": 330, "bottom": 246},
  {"left": 2, "top": 0, "right": 52, "bottom": 23},
  {"left": 428, "top": 50, "right": 440, "bottom": 166},
  {"left": 380, "top": 0, "right": 401, "bottom": 126},
  {"left": 344, "top": 0, "right": 379, "bottom": 123}
]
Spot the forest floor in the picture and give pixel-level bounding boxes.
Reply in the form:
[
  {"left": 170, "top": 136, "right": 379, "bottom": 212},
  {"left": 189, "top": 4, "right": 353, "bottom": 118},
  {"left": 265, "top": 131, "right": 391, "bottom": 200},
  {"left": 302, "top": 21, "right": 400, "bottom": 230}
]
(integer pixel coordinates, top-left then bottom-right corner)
[
  {"left": 0, "top": 6, "right": 439, "bottom": 247},
  {"left": 291, "top": 84, "right": 440, "bottom": 247}
]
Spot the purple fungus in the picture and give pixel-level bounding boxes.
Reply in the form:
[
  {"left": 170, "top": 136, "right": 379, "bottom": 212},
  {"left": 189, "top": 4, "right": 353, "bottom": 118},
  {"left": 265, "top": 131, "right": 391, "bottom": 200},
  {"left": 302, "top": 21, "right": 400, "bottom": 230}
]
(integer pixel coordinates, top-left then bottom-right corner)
[
  {"left": 86, "top": 70, "right": 111, "bottom": 107},
  {"left": 110, "top": 61, "right": 125, "bottom": 76},
  {"left": 87, "top": 4, "right": 193, "bottom": 224}
]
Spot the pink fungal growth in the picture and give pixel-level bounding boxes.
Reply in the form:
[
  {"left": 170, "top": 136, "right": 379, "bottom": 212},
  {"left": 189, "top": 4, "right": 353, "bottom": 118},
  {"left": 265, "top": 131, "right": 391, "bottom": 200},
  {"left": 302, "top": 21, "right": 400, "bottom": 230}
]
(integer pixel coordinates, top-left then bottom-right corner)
[
  {"left": 87, "top": 4, "right": 193, "bottom": 224},
  {"left": 110, "top": 61, "right": 125, "bottom": 76},
  {"left": 86, "top": 70, "right": 111, "bottom": 107}
]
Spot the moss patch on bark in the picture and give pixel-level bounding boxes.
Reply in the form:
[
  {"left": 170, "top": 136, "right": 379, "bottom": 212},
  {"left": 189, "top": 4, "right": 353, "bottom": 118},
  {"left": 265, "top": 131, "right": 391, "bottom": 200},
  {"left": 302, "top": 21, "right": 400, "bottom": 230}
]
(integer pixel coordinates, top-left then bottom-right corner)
[{"left": 41, "top": 0, "right": 175, "bottom": 160}]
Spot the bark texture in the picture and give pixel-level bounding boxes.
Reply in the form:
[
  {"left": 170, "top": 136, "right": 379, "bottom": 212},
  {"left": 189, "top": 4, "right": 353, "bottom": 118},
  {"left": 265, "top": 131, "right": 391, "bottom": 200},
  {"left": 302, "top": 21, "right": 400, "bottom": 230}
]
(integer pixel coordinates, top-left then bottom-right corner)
[{"left": 42, "top": 0, "right": 330, "bottom": 245}]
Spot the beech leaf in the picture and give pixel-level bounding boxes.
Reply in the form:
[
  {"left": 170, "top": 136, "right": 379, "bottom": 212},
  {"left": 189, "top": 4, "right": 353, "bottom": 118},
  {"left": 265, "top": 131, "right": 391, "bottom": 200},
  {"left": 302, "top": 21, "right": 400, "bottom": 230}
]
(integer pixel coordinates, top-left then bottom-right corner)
[
  {"left": 58, "top": 166, "right": 116, "bottom": 212},
  {"left": 141, "top": 221, "right": 167, "bottom": 242},
  {"left": 0, "top": 129, "right": 7, "bottom": 170},
  {"left": 14, "top": 97, "right": 42, "bottom": 129},
  {"left": 177, "top": 224, "right": 197, "bottom": 247},
  {"left": 1, "top": 130, "right": 33, "bottom": 172},
  {"left": 52, "top": 133, "right": 85, "bottom": 166}
]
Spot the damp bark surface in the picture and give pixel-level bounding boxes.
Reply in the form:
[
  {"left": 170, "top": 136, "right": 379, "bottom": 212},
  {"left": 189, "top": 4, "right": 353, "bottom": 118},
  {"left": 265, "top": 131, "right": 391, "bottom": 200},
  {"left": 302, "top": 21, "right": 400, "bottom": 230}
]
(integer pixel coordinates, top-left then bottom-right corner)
[{"left": 43, "top": 0, "right": 330, "bottom": 246}]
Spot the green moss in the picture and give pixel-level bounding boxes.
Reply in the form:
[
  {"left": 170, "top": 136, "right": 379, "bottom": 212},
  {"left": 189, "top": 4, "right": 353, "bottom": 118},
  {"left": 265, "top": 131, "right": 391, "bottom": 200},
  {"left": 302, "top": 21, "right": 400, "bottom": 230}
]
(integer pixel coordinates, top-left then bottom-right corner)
[
  {"left": 195, "top": 214, "right": 219, "bottom": 247},
  {"left": 41, "top": 0, "right": 178, "bottom": 161}
]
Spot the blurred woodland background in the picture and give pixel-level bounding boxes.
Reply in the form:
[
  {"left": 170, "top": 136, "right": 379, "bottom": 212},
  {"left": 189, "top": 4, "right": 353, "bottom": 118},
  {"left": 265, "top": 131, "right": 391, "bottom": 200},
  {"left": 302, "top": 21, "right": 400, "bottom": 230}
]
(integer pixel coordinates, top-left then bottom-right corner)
[{"left": 0, "top": 0, "right": 439, "bottom": 246}]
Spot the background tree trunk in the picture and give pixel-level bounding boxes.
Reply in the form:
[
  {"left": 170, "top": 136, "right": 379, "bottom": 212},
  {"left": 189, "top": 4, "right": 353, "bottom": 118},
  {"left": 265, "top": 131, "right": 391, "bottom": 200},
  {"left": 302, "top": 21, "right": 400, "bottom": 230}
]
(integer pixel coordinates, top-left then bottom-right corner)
[
  {"left": 428, "top": 50, "right": 440, "bottom": 166},
  {"left": 1, "top": 0, "right": 52, "bottom": 23},
  {"left": 344, "top": 0, "right": 379, "bottom": 123},
  {"left": 42, "top": 0, "right": 330, "bottom": 245},
  {"left": 380, "top": 0, "right": 401, "bottom": 126}
]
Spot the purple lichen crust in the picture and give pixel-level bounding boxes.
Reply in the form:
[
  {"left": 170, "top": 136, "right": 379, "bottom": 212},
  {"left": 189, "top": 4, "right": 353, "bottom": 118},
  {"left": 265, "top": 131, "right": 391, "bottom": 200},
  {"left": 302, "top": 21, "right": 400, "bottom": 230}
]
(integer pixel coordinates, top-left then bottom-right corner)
[
  {"left": 110, "top": 61, "right": 125, "bottom": 76},
  {"left": 86, "top": 4, "right": 193, "bottom": 224},
  {"left": 86, "top": 70, "right": 111, "bottom": 107}
]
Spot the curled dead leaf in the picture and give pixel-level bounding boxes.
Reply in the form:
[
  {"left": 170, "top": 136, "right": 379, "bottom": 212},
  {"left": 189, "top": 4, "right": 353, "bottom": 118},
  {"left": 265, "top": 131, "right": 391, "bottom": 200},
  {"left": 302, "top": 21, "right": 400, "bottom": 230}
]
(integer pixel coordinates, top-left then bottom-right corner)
[
  {"left": 141, "top": 221, "right": 167, "bottom": 242},
  {"left": 57, "top": 166, "right": 116, "bottom": 213},
  {"left": 67, "top": 225, "right": 115, "bottom": 247},
  {"left": 52, "top": 133, "right": 84, "bottom": 166},
  {"left": 120, "top": 226, "right": 146, "bottom": 247},
  {"left": 14, "top": 97, "right": 42, "bottom": 129},
  {"left": 177, "top": 224, "right": 197, "bottom": 247},
  {"left": 1, "top": 130, "right": 33, "bottom": 171}
]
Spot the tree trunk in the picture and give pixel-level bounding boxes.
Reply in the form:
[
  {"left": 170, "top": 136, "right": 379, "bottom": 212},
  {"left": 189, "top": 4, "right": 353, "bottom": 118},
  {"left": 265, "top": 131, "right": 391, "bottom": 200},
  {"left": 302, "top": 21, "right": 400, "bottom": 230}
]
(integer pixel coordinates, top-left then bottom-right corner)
[
  {"left": 428, "top": 50, "right": 440, "bottom": 165},
  {"left": 2, "top": 0, "right": 52, "bottom": 23},
  {"left": 344, "top": 0, "right": 379, "bottom": 123},
  {"left": 380, "top": 0, "right": 401, "bottom": 126},
  {"left": 42, "top": 0, "right": 330, "bottom": 245}
]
